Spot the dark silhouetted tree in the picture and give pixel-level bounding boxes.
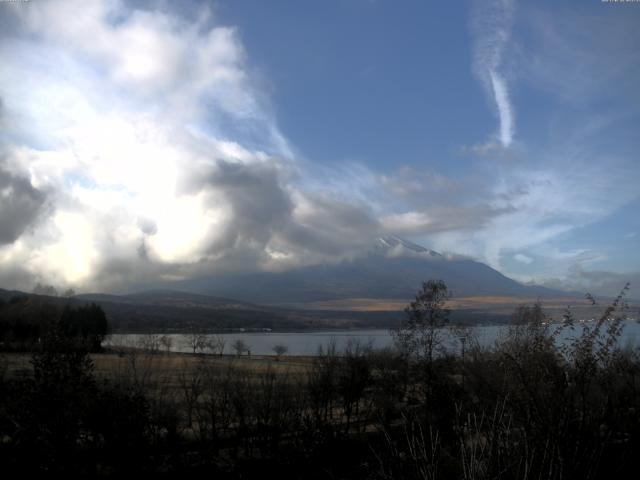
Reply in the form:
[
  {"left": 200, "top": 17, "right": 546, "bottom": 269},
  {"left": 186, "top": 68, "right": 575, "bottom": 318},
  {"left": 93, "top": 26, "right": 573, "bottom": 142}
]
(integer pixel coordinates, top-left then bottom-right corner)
[
  {"left": 233, "top": 339, "right": 248, "bottom": 356},
  {"left": 59, "top": 303, "right": 108, "bottom": 352},
  {"left": 394, "top": 280, "right": 450, "bottom": 363},
  {"left": 272, "top": 344, "right": 288, "bottom": 360}
]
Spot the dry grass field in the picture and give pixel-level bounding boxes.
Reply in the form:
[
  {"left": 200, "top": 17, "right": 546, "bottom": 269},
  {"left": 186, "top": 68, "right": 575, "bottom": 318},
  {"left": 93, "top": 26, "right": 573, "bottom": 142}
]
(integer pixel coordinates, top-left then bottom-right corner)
[
  {"left": 1, "top": 349, "right": 315, "bottom": 387},
  {"left": 284, "top": 295, "right": 599, "bottom": 314}
]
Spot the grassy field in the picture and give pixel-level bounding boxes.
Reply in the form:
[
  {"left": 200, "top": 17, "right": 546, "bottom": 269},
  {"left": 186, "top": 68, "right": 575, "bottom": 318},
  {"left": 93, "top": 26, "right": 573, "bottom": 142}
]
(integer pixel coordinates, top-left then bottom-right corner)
[{"left": 1, "top": 349, "right": 314, "bottom": 381}]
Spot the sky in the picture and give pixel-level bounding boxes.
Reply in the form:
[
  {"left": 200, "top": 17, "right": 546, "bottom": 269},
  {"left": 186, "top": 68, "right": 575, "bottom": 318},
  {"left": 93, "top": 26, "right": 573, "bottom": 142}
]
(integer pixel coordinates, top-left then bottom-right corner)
[{"left": 0, "top": 0, "right": 639, "bottom": 297}]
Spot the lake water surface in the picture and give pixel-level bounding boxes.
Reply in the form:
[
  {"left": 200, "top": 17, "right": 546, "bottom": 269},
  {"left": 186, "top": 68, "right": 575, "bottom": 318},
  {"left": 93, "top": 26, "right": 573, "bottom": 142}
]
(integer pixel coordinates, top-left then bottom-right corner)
[{"left": 106, "top": 321, "right": 640, "bottom": 356}]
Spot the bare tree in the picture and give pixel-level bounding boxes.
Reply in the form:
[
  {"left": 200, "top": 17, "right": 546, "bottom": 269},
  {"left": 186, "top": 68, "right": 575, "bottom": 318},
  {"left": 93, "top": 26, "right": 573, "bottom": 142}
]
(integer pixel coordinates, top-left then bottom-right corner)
[
  {"left": 308, "top": 340, "right": 339, "bottom": 424},
  {"left": 137, "top": 334, "right": 161, "bottom": 353},
  {"left": 159, "top": 334, "right": 173, "bottom": 354},
  {"left": 122, "top": 336, "right": 159, "bottom": 392},
  {"left": 272, "top": 344, "right": 288, "bottom": 360},
  {"left": 209, "top": 334, "right": 227, "bottom": 356},
  {"left": 184, "top": 324, "right": 209, "bottom": 355},
  {"left": 394, "top": 279, "right": 450, "bottom": 363},
  {"left": 177, "top": 358, "right": 203, "bottom": 428},
  {"left": 232, "top": 339, "right": 248, "bottom": 356}
]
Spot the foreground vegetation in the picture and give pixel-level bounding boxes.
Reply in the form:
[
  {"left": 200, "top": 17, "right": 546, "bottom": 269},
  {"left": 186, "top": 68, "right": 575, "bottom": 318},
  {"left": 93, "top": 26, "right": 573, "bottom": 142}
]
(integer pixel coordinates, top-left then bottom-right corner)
[{"left": 0, "top": 282, "right": 638, "bottom": 478}]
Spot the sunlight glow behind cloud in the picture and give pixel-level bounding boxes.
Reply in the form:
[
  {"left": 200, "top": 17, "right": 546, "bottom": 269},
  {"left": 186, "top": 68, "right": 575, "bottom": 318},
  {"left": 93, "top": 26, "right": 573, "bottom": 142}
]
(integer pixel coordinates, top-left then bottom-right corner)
[{"left": 0, "top": 0, "right": 354, "bottom": 290}]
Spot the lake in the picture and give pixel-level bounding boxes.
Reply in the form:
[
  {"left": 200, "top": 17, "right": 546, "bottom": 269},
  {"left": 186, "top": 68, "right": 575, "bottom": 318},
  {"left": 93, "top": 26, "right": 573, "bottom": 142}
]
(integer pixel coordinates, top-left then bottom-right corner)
[{"left": 105, "top": 321, "right": 640, "bottom": 356}]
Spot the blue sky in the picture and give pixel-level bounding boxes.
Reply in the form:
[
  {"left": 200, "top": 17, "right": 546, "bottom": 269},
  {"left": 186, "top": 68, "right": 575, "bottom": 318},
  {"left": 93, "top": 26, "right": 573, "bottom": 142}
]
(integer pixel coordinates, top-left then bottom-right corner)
[
  {"left": 215, "top": 0, "right": 479, "bottom": 171},
  {"left": 0, "top": 0, "right": 638, "bottom": 296}
]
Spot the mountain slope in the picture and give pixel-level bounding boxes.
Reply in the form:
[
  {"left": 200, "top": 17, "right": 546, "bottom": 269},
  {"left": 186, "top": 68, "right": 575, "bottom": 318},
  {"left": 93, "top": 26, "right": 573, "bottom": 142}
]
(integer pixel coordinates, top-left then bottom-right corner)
[{"left": 179, "top": 236, "right": 567, "bottom": 304}]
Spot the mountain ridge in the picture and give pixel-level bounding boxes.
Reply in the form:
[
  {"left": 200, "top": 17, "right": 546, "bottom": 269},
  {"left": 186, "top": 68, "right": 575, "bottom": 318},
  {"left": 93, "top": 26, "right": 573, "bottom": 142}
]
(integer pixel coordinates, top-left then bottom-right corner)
[{"left": 176, "top": 236, "right": 572, "bottom": 304}]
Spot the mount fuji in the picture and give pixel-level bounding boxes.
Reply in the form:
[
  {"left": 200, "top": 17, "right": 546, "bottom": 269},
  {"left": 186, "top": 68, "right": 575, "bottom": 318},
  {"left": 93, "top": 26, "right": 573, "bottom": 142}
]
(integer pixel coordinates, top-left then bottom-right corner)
[{"left": 176, "top": 236, "right": 568, "bottom": 305}]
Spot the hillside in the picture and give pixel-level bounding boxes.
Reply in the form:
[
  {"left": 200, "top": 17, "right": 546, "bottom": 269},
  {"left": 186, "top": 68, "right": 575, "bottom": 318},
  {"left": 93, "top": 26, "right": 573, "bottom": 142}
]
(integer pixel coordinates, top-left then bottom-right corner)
[{"left": 178, "top": 236, "right": 570, "bottom": 304}]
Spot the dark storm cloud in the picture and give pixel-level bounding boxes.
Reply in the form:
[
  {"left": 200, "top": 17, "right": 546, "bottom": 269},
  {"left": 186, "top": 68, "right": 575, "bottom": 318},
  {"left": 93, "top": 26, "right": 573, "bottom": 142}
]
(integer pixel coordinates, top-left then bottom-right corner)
[
  {"left": 289, "top": 194, "right": 380, "bottom": 253},
  {"left": 179, "top": 158, "right": 381, "bottom": 267},
  {"left": 184, "top": 159, "right": 294, "bottom": 255},
  {"left": 0, "top": 163, "right": 47, "bottom": 245}
]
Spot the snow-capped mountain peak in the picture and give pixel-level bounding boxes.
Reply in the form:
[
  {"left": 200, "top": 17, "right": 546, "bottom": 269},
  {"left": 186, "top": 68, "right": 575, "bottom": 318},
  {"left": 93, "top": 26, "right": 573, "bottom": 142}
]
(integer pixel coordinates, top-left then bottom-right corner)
[{"left": 375, "top": 235, "right": 444, "bottom": 259}]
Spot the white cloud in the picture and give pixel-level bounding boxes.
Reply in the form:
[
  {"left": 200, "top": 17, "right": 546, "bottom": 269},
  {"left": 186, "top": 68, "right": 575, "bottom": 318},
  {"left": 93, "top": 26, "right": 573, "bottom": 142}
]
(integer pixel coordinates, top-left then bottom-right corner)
[
  {"left": 424, "top": 156, "right": 639, "bottom": 278},
  {"left": 539, "top": 266, "right": 640, "bottom": 299},
  {"left": 381, "top": 212, "right": 432, "bottom": 234},
  {"left": 513, "top": 253, "right": 532, "bottom": 264},
  {"left": 0, "top": 0, "right": 374, "bottom": 292}
]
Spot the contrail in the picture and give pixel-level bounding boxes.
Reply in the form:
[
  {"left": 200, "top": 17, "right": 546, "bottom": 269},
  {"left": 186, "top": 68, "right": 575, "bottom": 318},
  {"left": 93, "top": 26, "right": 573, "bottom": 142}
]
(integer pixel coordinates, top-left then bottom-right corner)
[
  {"left": 489, "top": 69, "right": 513, "bottom": 147},
  {"left": 471, "top": 0, "right": 515, "bottom": 148}
]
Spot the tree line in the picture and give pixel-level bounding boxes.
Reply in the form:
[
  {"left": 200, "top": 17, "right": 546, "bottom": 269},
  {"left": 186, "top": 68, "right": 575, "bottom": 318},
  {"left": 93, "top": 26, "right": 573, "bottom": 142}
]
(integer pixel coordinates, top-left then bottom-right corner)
[{"left": 0, "top": 295, "right": 108, "bottom": 352}]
